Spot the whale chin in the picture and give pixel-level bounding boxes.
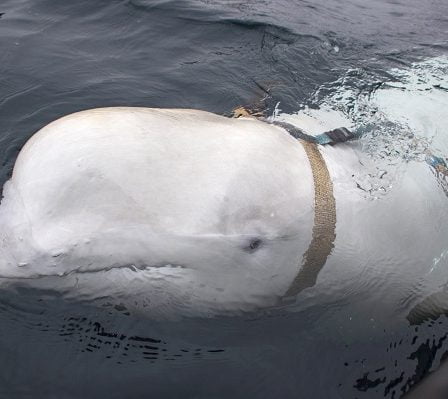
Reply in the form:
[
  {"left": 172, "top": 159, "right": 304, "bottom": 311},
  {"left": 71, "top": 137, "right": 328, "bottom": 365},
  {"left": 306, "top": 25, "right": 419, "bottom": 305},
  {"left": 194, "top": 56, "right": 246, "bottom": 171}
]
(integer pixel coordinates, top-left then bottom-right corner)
[{"left": 0, "top": 259, "right": 284, "bottom": 320}]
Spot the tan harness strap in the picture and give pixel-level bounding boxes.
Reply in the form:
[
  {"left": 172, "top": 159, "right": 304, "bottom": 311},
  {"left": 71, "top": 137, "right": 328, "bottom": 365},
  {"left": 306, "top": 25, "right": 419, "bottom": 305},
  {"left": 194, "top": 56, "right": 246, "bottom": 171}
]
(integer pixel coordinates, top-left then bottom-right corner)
[{"left": 284, "top": 140, "right": 336, "bottom": 297}]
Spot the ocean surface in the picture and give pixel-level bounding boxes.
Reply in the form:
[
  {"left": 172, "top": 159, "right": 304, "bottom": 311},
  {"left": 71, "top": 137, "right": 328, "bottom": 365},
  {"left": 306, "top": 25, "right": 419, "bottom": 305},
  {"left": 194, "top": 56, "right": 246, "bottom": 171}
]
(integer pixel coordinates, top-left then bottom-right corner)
[{"left": 0, "top": 0, "right": 448, "bottom": 398}]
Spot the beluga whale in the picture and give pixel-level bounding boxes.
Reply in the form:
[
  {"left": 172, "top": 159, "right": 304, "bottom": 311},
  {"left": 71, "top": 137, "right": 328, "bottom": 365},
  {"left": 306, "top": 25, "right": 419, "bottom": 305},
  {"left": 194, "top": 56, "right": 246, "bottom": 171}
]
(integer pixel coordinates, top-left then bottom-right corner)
[{"left": 0, "top": 106, "right": 447, "bottom": 318}]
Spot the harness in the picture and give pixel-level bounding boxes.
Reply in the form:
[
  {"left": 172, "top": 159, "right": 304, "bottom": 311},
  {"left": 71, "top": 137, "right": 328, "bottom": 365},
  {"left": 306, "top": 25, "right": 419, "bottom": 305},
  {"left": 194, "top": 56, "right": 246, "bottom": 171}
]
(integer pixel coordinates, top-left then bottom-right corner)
[
  {"left": 272, "top": 120, "right": 358, "bottom": 146},
  {"left": 271, "top": 121, "right": 355, "bottom": 297},
  {"left": 284, "top": 139, "right": 336, "bottom": 297}
]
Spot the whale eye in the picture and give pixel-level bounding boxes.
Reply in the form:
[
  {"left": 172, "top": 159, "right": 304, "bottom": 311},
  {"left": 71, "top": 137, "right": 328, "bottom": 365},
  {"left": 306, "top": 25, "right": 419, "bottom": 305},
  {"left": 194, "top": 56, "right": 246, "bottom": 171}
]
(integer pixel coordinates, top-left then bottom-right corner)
[{"left": 245, "top": 238, "right": 263, "bottom": 253}]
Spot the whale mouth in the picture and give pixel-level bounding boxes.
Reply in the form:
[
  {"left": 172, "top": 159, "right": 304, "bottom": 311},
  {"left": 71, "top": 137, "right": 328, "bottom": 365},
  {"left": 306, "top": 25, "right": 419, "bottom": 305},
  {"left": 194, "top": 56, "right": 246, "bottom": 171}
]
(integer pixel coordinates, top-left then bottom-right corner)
[
  {"left": 74, "top": 263, "right": 187, "bottom": 275},
  {"left": 0, "top": 262, "right": 187, "bottom": 281}
]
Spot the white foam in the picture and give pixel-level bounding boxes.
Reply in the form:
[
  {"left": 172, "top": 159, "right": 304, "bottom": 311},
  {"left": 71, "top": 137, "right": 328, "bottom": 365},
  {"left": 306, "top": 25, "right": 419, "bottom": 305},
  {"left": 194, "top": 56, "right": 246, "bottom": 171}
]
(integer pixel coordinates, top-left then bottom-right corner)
[
  {"left": 372, "top": 56, "right": 448, "bottom": 151},
  {"left": 274, "top": 55, "right": 448, "bottom": 155},
  {"left": 273, "top": 104, "right": 354, "bottom": 135}
]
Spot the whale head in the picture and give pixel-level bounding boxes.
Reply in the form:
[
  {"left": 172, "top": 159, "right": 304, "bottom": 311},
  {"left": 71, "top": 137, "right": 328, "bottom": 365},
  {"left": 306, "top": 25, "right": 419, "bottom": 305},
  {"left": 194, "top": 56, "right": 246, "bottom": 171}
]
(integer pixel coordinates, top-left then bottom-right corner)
[{"left": 0, "top": 108, "right": 315, "bottom": 317}]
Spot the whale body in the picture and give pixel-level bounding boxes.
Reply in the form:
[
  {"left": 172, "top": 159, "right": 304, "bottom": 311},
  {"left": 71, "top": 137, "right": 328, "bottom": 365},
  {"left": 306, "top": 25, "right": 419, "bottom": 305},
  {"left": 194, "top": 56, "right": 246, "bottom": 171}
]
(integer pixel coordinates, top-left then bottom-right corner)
[{"left": 0, "top": 107, "right": 446, "bottom": 318}]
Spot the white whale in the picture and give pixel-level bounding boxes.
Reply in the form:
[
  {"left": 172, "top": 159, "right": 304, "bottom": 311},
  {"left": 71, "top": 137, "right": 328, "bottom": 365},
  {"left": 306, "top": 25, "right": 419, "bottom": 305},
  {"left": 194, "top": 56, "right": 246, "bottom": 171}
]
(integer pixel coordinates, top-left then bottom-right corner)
[{"left": 0, "top": 107, "right": 447, "bottom": 318}]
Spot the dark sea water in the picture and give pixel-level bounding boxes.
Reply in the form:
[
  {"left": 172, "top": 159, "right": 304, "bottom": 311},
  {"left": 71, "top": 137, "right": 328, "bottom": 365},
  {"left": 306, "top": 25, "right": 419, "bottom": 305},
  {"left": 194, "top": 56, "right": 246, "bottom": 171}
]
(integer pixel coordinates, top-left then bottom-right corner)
[{"left": 0, "top": 0, "right": 448, "bottom": 398}]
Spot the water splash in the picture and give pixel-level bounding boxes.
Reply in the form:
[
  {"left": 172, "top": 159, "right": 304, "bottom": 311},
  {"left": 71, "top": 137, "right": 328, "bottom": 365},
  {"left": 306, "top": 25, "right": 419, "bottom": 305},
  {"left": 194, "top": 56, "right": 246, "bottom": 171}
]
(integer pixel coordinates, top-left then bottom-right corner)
[{"left": 272, "top": 55, "right": 448, "bottom": 200}]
